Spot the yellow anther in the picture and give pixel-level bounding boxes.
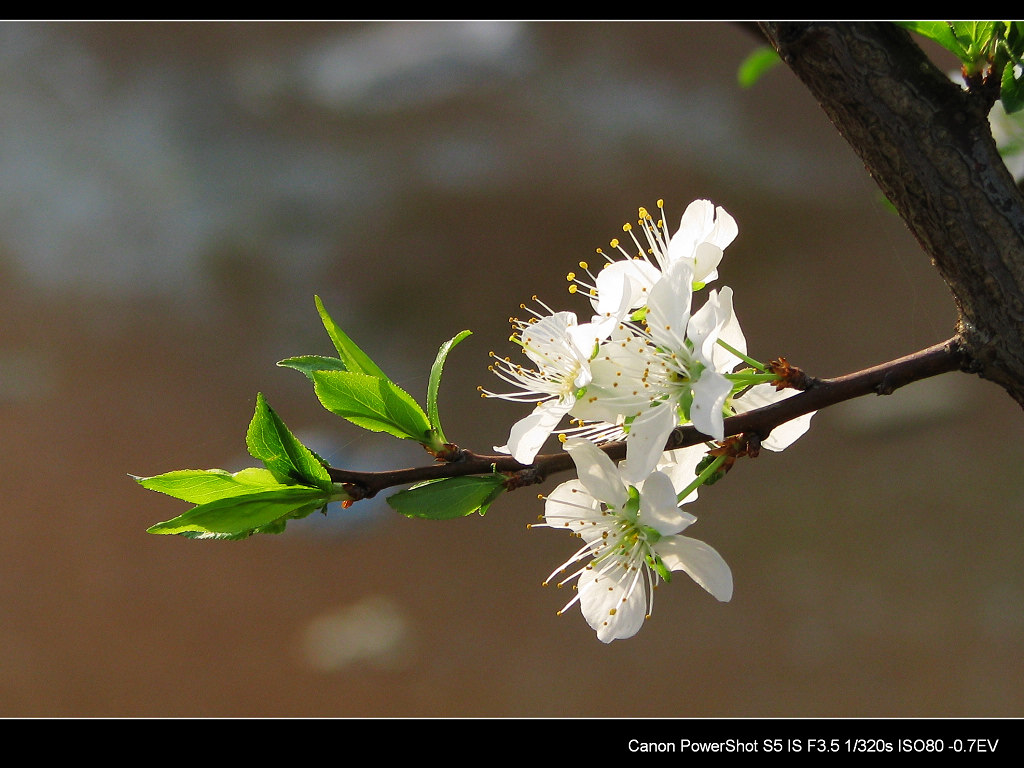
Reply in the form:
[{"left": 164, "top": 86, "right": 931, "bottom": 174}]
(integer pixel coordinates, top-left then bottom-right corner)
[
  {"left": 566, "top": 272, "right": 575, "bottom": 280},
  {"left": 657, "top": 198, "right": 664, "bottom": 208},
  {"left": 622, "top": 222, "right": 632, "bottom": 232},
  {"left": 638, "top": 206, "right": 649, "bottom": 219},
  {"left": 610, "top": 238, "right": 619, "bottom": 248},
  {"left": 578, "top": 261, "right": 588, "bottom": 269},
  {"left": 568, "top": 285, "right": 578, "bottom": 294}
]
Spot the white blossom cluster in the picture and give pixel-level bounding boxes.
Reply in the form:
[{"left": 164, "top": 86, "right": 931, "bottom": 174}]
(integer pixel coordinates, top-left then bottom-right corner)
[{"left": 483, "top": 199, "right": 814, "bottom": 642}]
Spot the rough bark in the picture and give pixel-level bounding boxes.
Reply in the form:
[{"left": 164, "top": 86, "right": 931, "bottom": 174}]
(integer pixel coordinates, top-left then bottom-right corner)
[{"left": 760, "top": 21, "right": 1024, "bottom": 407}]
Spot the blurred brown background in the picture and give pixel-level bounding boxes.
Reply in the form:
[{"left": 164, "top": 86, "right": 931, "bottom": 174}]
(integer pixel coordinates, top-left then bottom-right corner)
[{"left": 1, "top": 21, "right": 1021, "bottom": 717}]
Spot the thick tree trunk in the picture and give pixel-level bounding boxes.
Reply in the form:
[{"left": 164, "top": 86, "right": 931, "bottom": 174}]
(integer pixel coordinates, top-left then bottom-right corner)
[{"left": 760, "top": 22, "right": 1024, "bottom": 407}]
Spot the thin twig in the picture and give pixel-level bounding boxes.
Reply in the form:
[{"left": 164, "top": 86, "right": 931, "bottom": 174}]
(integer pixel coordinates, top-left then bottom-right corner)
[{"left": 327, "top": 336, "right": 969, "bottom": 498}]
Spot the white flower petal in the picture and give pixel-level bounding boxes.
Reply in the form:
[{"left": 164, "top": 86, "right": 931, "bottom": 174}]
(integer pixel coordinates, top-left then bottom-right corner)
[
  {"left": 620, "top": 400, "right": 679, "bottom": 485},
  {"left": 564, "top": 438, "right": 628, "bottom": 508},
  {"left": 636, "top": 470, "right": 693, "bottom": 535},
  {"left": 578, "top": 567, "right": 647, "bottom": 643},
  {"left": 692, "top": 242, "right": 723, "bottom": 285},
  {"left": 706, "top": 205, "right": 738, "bottom": 251},
  {"left": 656, "top": 443, "right": 709, "bottom": 504},
  {"left": 708, "top": 287, "right": 747, "bottom": 370},
  {"left": 593, "top": 259, "right": 661, "bottom": 318},
  {"left": 645, "top": 260, "right": 694, "bottom": 351},
  {"left": 655, "top": 535, "right": 733, "bottom": 602},
  {"left": 664, "top": 200, "right": 738, "bottom": 281},
  {"left": 689, "top": 369, "right": 732, "bottom": 440},
  {"left": 666, "top": 199, "right": 715, "bottom": 265},
  {"left": 544, "top": 478, "right": 601, "bottom": 528},
  {"left": 505, "top": 400, "right": 572, "bottom": 464},
  {"left": 732, "top": 384, "right": 815, "bottom": 451},
  {"left": 686, "top": 287, "right": 737, "bottom": 367}
]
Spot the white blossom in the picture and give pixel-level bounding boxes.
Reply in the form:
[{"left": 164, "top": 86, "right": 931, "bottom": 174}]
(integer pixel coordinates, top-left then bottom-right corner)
[
  {"left": 568, "top": 198, "right": 738, "bottom": 320},
  {"left": 572, "top": 260, "right": 747, "bottom": 482},
  {"left": 482, "top": 304, "right": 611, "bottom": 464},
  {"left": 538, "top": 439, "right": 732, "bottom": 643}
]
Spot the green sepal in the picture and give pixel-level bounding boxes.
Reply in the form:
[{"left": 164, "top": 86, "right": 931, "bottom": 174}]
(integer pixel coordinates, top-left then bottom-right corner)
[
  {"left": 246, "top": 393, "right": 333, "bottom": 492},
  {"left": 313, "top": 370, "right": 432, "bottom": 443},
  {"left": 427, "top": 330, "right": 472, "bottom": 445},
  {"left": 386, "top": 474, "right": 506, "bottom": 520},
  {"left": 639, "top": 524, "right": 662, "bottom": 545},
  {"left": 647, "top": 552, "right": 672, "bottom": 583},
  {"left": 677, "top": 387, "right": 695, "bottom": 424},
  {"left": 314, "top": 295, "right": 389, "bottom": 379},
  {"left": 145, "top": 486, "right": 331, "bottom": 538},
  {"left": 622, "top": 485, "right": 641, "bottom": 520}
]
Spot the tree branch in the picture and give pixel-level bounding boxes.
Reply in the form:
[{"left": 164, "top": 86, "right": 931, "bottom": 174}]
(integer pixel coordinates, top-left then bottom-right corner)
[
  {"left": 327, "top": 336, "right": 968, "bottom": 499},
  {"left": 759, "top": 22, "right": 1024, "bottom": 406}
]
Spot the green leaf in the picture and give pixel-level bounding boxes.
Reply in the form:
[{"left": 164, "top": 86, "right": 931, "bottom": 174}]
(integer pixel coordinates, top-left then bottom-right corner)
[
  {"left": 950, "top": 21, "right": 1000, "bottom": 60},
  {"left": 277, "top": 354, "right": 349, "bottom": 380},
  {"left": 133, "top": 467, "right": 295, "bottom": 504},
  {"left": 897, "top": 21, "right": 969, "bottom": 60},
  {"left": 1006, "top": 21, "right": 1024, "bottom": 59},
  {"left": 146, "top": 486, "right": 330, "bottom": 537},
  {"left": 313, "top": 370, "right": 432, "bottom": 443},
  {"left": 386, "top": 475, "right": 506, "bottom": 520},
  {"left": 314, "top": 295, "right": 388, "bottom": 379},
  {"left": 1002, "top": 58, "right": 1024, "bottom": 113},
  {"left": 427, "top": 330, "right": 472, "bottom": 445},
  {"left": 246, "top": 393, "right": 333, "bottom": 492},
  {"left": 1000, "top": 23, "right": 1024, "bottom": 114},
  {"left": 737, "top": 45, "right": 781, "bottom": 88}
]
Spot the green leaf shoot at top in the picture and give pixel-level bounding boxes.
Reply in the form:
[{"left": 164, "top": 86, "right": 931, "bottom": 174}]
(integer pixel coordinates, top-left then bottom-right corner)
[
  {"left": 898, "top": 21, "right": 973, "bottom": 61},
  {"left": 314, "top": 295, "right": 389, "bottom": 379},
  {"left": 427, "top": 330, "right": 472, "bottom": 445},
  {"left": 899, "top": 21, "right": 1024, "bottom": 114}
]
